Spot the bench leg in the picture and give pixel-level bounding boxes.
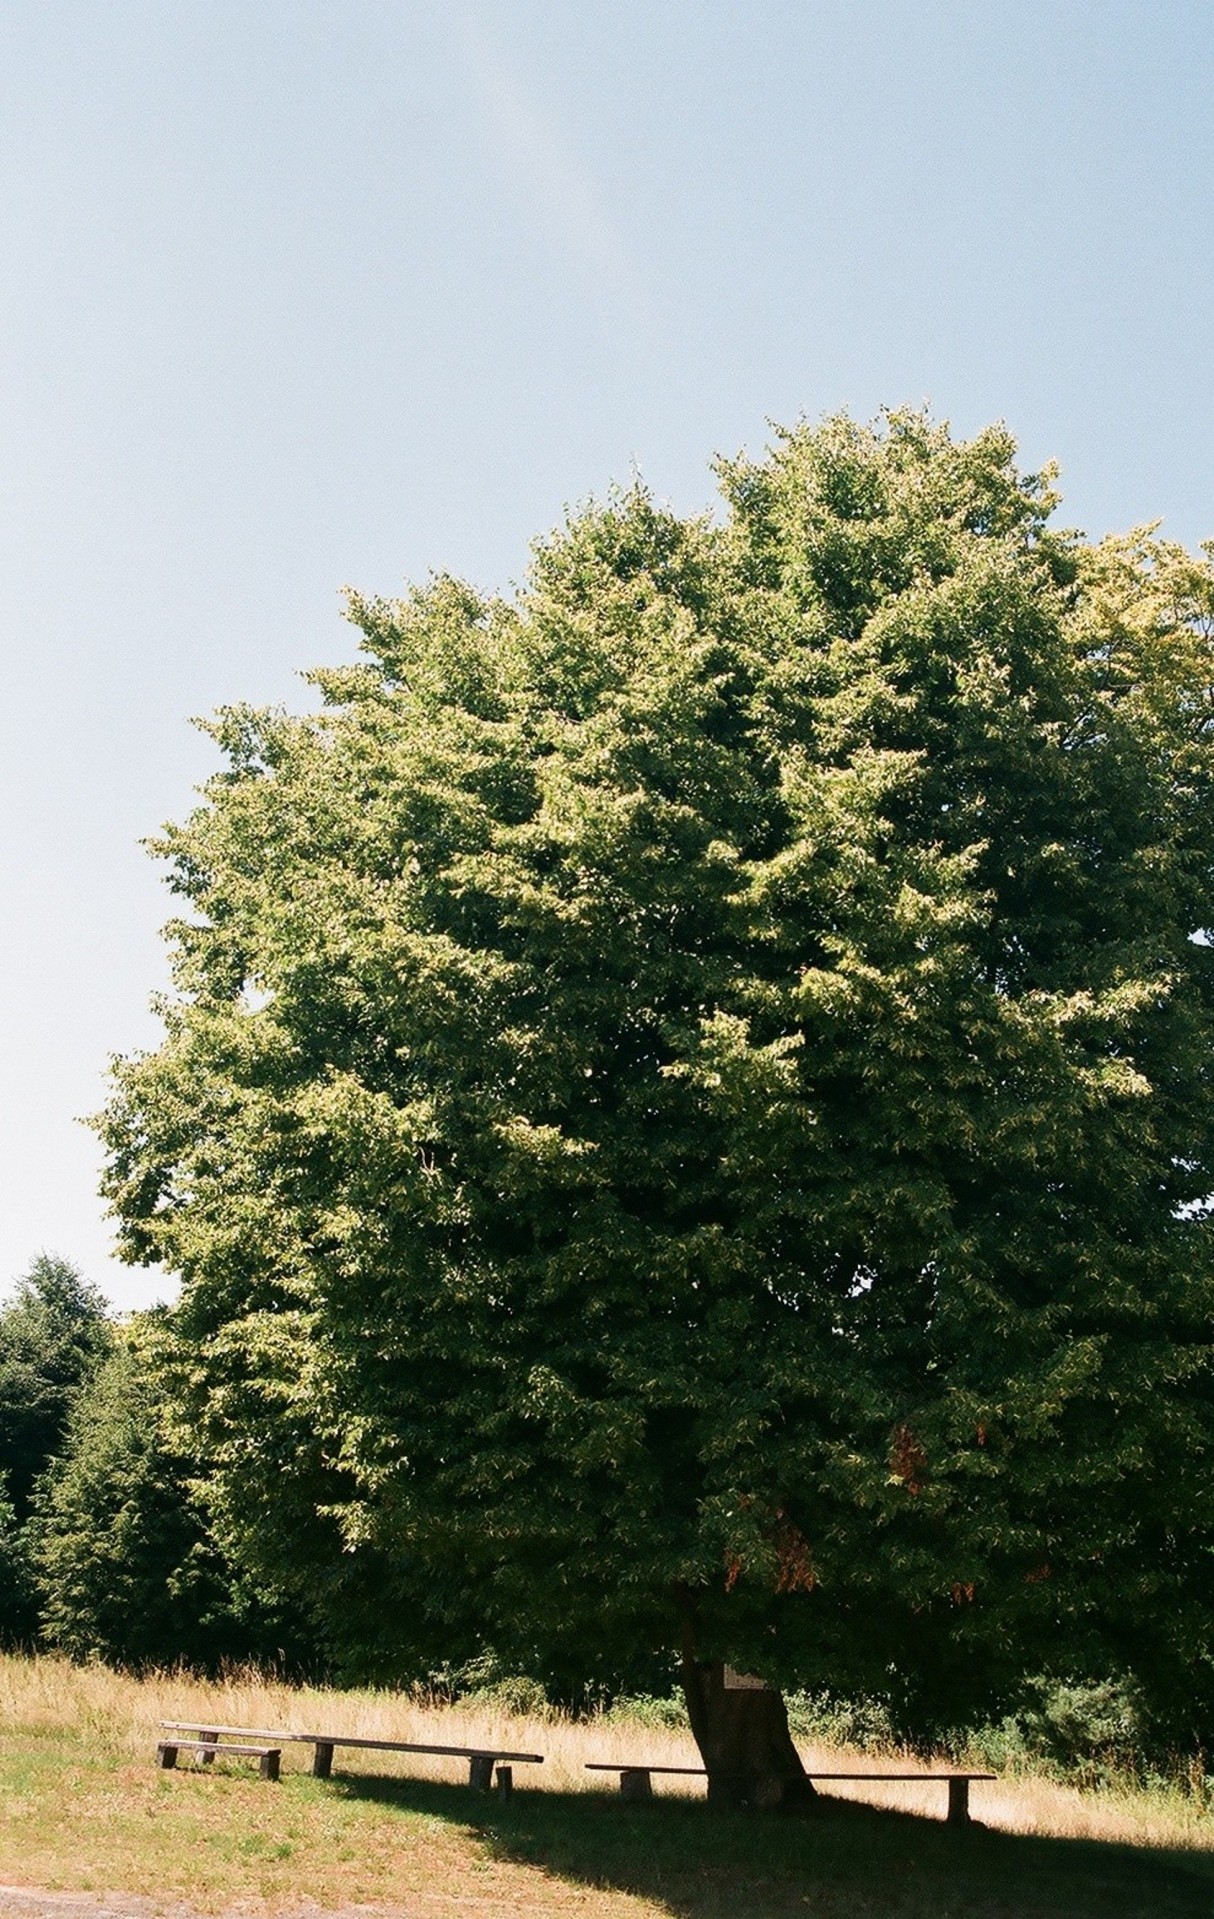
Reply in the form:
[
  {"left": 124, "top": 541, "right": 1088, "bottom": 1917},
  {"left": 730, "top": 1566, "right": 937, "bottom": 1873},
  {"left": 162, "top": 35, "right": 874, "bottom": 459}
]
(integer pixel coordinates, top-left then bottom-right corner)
[
  {"left": 158, "top": 1744, "right": 179, "bottom": 1770},
  {"left": 469, "top": 1755, "right": 494, "bottom": 1791},
  {"left": 312, "top": 1742, "right": 334, "bottom": 1779},
  {"left": 620, "top": 1768, "right": 653, "bottom": 1802},
  {"left": 199, "top": 1731, "right": 219, "bottom": 1766},
  {"left": 260, "top": 1750, "right": 281, "bottom": 1783},
  {"left": 495, "top": 1765, "right": 513, "bottom": 1798},
  {"left": 947, "top": 1778, "right": 970, "bottom": 1827}
]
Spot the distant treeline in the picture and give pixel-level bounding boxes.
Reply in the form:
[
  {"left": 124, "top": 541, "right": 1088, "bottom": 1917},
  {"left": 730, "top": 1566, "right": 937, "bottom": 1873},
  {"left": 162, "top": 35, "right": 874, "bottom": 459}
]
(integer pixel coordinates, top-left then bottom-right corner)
[{"left": 0, "top": 1254, "right": 322, "bottom": 1673}]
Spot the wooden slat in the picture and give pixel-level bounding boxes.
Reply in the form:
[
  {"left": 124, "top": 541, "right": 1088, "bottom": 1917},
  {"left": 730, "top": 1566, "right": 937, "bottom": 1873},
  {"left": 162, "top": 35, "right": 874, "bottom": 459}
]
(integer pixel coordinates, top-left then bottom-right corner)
[
  {"left": 160, "top": 1722, "right": 542, "bottom": 1763},
  {"left": 585, "top": 1763, "right": 706, "bottom": 1774},
  {"left": 584, "top": 1764, "right": 994, "bottom": 1780},
  {"left": 161, "top": 1741, "right": 279, "bottom": 1757},
  {"left": 803, "top": 1772, "right": 996, "bottom": 1781}
]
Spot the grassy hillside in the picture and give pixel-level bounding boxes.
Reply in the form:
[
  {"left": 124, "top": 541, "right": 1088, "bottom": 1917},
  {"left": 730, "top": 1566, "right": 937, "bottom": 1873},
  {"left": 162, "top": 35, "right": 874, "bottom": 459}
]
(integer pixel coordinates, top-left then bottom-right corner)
[{"left": 2, "top": 1656, "right": 1213, "bottom": 1917}]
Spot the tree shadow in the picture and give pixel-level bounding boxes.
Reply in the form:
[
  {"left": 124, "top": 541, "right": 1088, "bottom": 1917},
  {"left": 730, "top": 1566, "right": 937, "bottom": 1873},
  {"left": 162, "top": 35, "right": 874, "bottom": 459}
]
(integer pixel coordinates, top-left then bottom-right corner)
[{"left": 323, "top": 1771, "right": 1214, "bottom": 1918}]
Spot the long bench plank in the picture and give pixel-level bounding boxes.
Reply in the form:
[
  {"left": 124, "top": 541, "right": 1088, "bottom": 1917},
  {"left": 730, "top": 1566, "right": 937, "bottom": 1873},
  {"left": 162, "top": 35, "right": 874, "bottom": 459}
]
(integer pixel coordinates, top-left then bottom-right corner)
[
  {"left": 584, "top": 1762, "right": 995, "bottom": 1824},
  {"left": 162, "top": 1722, "right": 542, "bottom": 1760},
  {"left": 585, "top": 1763, "right": 706, "bottom": 1774},
  {"left": 161, "top": 1721, "right": 541, "bottom": 1790},
  {"left": 584, "top": 1764, "right": 994, "bottom": 1778}
]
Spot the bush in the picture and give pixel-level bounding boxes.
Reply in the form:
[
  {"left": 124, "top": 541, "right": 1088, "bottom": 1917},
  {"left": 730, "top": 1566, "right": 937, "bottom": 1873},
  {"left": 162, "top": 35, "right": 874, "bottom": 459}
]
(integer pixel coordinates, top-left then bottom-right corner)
[
  {"left": 422, "top": 1653, "right": 556, "bottom": 1719},
  {"left": 784, "top": 1690, "right": 896, "bottom": 1751},
  {"left": 968, "top": 1676, "right": 1145, "bottom": 1784},
  {"left": 465, "top": 1674, "right": 553, "bottom": 1718},
  {"left": 602, "top": 1692, "right": 689, "bottom": 1731}
]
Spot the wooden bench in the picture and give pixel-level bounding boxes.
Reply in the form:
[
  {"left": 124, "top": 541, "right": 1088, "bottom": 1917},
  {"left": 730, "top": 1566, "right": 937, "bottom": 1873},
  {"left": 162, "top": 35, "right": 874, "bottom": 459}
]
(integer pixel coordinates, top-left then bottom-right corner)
[
  {"left": 584, "top": 1763, "right": 996, "bottom": 1825},
  {"left": 158, "top": 1738, "right": 281, "bottom": 1781},
  {"left": 161, "top": 1722, "right": 541, "bottom": 1794}
]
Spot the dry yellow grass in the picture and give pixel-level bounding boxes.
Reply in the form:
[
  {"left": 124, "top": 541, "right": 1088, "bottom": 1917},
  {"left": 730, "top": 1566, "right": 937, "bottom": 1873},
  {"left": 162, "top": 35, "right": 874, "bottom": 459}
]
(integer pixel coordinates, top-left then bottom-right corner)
[
  {"left": 2, "top": 1654, "right": 1213, "bottom": 1918},
  {"left": 4, "top": 1652, "right": 1212, "bottom": 1844},
  {"left": 0, "top": 1653, "right": 715, "bottom": 1806}
]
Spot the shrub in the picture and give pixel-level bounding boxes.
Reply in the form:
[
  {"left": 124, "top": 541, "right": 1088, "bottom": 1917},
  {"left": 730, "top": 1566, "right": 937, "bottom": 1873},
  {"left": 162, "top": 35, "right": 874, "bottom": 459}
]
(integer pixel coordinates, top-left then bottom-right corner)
[
  {"left": 967, "top": 1676, "right": 1145, "bottom": 1784},
  {"left": 602, "top": 1693, "right": 690, "bottom": 1731},
  {"left": 784, "top": 1690, "right": 896, "bottom": 1751}
]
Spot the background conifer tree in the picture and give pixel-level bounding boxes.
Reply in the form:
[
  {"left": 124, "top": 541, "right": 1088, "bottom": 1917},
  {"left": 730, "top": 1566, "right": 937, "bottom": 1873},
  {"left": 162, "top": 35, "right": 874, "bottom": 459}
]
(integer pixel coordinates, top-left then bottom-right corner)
[{"left": 33, "top": 1324, "right": 321, "bottom": 1673}]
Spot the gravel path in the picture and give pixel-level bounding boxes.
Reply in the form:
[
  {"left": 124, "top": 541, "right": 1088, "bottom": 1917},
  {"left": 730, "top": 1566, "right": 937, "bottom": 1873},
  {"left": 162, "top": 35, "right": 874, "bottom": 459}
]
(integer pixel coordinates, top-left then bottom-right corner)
[
  {"left": 0, "top": 1892, "right": 204, "bottom": 1919},
  {"left": 0, "top": 1891, "right": 601, "bottom": 1919},
  {"left": 0, "top": 1895, "right": 318, "bottom": 1919}
]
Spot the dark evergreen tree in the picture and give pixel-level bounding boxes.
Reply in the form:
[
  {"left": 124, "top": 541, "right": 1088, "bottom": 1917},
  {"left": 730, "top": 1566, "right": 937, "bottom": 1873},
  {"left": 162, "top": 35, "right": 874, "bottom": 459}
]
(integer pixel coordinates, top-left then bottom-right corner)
[
  {"left": 0, "top": 1483, "right": 32, "bottom": 1645},
  {"left": 33, "top": 1323, "right": 322, "bottom": 1673},
  {"left": 0, "top": 1253, "right": 111, "bottom": 1644},
  {"left": 0, "top": 1254, "right": 112, "bottom": 1521}
]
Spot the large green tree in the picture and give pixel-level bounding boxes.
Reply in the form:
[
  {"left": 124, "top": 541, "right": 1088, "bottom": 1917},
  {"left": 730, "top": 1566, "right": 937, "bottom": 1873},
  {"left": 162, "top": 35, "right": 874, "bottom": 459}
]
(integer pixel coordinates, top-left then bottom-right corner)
[{"left": 100, "top": 413, "right": 1214, "bottom": 1802}]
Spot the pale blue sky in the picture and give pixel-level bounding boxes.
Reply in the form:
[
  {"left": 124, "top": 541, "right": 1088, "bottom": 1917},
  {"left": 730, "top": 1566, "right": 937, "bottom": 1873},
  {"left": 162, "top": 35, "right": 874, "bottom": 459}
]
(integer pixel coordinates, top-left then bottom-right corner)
[{"left": 2, "top": 1, "right": 1211, "bottom": 1308}]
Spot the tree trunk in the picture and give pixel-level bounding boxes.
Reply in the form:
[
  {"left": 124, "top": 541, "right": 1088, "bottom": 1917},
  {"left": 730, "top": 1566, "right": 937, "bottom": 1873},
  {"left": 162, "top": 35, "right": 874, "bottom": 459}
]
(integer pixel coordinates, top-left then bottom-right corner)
[{"left": 680, "top": 1651, "right": 816, "bottom": 1812}]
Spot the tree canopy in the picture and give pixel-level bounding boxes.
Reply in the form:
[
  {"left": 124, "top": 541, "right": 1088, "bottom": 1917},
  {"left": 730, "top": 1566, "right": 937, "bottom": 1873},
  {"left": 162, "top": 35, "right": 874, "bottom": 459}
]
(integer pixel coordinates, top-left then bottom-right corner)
[{"left": 100, "top": 412, "right": 1214, "bottom": 1760}]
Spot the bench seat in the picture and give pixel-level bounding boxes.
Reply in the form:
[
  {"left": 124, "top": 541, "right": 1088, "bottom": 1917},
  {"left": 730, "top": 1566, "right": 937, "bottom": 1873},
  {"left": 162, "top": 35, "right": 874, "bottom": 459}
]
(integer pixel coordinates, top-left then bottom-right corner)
[
  {"left": 161, "top": 1722, "right": 541, "bottom": 1792},
  {"left": 584, "top": 1762, "right": 995, "bottom": 1824},
  {"left": 158, "top": 1739, "right": 281, "bottom": 1781}
]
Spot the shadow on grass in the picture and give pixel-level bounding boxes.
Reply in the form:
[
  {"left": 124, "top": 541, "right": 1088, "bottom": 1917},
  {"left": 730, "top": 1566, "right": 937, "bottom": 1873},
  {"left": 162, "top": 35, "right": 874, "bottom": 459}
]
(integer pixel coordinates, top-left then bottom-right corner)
[{"left": 321, "top": 1771, "right": 1214, "bottom": 1919}]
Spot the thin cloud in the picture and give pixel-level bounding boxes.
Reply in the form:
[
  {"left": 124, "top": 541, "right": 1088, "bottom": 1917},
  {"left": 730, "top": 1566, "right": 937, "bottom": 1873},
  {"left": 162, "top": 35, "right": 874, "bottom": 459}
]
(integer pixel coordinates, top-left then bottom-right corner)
[{"left": 445, "top": 4, "right": 647, "bottom": 316}]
